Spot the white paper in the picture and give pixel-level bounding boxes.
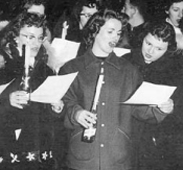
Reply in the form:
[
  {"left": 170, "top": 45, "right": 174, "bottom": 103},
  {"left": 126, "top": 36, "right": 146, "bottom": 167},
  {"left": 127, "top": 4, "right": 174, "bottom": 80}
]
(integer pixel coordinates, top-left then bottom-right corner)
[
  {"left": 30, "top": 72, "right": 78, "bottom": 103},
  {"left": 0, "top": 79, "right": 15, "bottom": 95},
  {"left": 113, "top": 47, "right": 131, "bottom": 57},
  {"left": 123, "top": 82, "right": 177, "bottom": 105},
  {"left": 51, "top": 38, "right": 80, "bottom": 63},
  {"left": 15, "top": 129, "right": 21, "bottom": 141}
]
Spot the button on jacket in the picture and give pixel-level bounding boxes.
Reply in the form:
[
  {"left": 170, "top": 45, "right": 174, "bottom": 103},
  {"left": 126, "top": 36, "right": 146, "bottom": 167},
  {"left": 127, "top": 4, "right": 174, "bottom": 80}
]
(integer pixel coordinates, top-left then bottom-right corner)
[{"left": 62, "top": 49, "right": 168, "bottom": 170}]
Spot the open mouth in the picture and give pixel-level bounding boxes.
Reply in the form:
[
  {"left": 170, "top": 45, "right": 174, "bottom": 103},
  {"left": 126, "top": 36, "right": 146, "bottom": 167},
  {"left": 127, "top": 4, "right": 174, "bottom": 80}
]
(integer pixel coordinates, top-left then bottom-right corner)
[{"left": 109, "top": 42, "right": 117, "bottom": 48}]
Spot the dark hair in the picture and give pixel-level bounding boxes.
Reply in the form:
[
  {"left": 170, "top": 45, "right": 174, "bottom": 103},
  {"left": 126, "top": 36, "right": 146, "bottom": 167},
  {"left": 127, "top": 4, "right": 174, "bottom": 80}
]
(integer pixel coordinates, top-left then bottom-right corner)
[
  {"left": 128, "top": 0, "right": 148, "bottom": 19},
  {"left": 73, "top": 0, "right": 101, "bottom": 23},
  {"left": 82, "top": 9, "right": 129, "bottom": 48},
  {"left": 22, "top": 0, "right": 46, "bottom": 17},
  {"left": 164, "top": 0, "right": 183, "bottom": 11},
  {"left": 142, "top": 21, "right": 177, "bottom": 51},
  {"left": 0, "top": 12, "right": 47, "bottom": 47}
]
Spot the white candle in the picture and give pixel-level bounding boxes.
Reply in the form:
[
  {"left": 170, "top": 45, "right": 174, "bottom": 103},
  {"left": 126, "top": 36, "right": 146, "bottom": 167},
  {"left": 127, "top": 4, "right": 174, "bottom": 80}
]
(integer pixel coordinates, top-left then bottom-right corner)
[{"left": 25, "top": 44, "right": 30, "bottom": 76}]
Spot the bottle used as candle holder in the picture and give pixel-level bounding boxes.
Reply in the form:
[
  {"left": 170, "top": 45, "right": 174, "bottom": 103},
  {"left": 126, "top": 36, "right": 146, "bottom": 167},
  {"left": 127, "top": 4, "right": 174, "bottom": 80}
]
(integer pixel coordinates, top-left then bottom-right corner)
[
  {"left": 82, "top": 67, "right": 104, "bottom": 143},
  {"left": 19, "top": 44, "right": 31, "bottom": 107}
]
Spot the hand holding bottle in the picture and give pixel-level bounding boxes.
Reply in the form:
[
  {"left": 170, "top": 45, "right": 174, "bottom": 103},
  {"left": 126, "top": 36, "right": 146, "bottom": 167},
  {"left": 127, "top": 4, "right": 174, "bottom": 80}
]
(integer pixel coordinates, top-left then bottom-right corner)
[
  {"left": 75, "top": 109, "right": 97, "bottom": 128},
  {"left": 9, "top": 91, "right": 30, "bottom": 109}
]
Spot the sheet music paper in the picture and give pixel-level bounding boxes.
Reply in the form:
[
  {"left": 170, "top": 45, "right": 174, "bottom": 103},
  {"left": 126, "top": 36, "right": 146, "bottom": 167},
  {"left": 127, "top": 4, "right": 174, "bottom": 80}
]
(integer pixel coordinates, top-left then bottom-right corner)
[
  {"left": 123, "top": 82, "right": 177, "bottom": 105},
  {"left": 113, "top": 47, "right": 131, "bottom": 57},
  {"left": 0, "top": 79, "right": 15, "bottom": 95},
  {"left": 51, "top": 38, "right": 80, "bottom": 63},
  {"left": 30, "top": 72, "right": 78, "bottom": 103}
]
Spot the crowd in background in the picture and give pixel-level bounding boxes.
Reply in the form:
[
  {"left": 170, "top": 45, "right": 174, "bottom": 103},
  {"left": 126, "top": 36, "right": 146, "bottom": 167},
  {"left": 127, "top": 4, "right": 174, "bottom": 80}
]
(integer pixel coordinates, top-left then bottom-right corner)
[{"left": 0, "top": 0, "right": 183, "bottom": 170}]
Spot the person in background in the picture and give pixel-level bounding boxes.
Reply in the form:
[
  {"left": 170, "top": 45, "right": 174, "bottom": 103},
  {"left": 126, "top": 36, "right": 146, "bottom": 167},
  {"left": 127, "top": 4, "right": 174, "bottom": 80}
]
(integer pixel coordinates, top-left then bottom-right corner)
[
  {"left": 120, "top": 0, "right": 151, "bottom": 49},
  {"left": 0, "top": 12, "right": 64, "bottom": 170},
  {"left": 60, "top": 9, "right": 174, "bottom": 170},
  {"left": 53, "top": 0, "right": 101, "bottom": 56},
  {"left": 123, "top": 20, "right": 182, "bottom": 170},
  {"left": 164, "top": 0, "right": 183, "bottom": 51}
]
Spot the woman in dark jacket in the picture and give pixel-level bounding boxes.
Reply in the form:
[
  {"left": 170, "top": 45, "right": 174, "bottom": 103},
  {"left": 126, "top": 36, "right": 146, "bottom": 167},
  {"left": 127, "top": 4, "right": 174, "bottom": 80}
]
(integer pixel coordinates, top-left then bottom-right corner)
[
  {"left": 0, "top": 12, "right": 63, "bottom": 170},
  {"left": 123, "top": 20, "right": 183, "bottom": 170},
  {"left": 61, "top": 10, "right": 174, "bottom": 170}
]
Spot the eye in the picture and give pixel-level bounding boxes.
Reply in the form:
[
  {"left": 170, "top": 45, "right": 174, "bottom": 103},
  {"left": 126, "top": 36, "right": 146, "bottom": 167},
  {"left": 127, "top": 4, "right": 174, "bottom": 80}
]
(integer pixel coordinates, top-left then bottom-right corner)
[
  {"left": 117, "top": 32, "right": 122, "bottom": 36},
  {"left": 38, "top": 36, "right": 44, "bottom": 42},
  {"left": 173, "top": 8, "right": 179, "bottom": 12},
  {"left": 28, "top": 35, "right": 35, "bottom": 40},
  {"left": 145, "top": 41, "right": 151, "bottom": 45},
  {"left": 156, "top": 47, "right": 162, "bottom": 51},
  {"left": 108, "top": 30, "right": 113, "bottom": 34}
]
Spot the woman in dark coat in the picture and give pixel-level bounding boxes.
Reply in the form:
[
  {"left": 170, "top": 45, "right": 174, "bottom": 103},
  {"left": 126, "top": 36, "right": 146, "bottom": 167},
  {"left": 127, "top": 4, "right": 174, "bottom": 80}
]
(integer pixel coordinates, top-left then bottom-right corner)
[
  {"left": 123, "top": 20, "right": 183, "bottom": 170},
  {"left": 0, "top": 12, "right": 63, "bottom": 170},
  {"left": 60, "top": 10, "right": 174, "bottom": 170}
]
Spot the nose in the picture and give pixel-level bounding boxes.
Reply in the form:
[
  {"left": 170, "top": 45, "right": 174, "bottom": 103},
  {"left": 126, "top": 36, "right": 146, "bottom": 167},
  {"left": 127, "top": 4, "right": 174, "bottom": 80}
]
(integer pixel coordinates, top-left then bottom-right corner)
[
  {"left": 148, "top": 46, "right": 154, "bottom": 54},
  {"left": 178, "top": 11, "right": 183, "bottom": 18}
]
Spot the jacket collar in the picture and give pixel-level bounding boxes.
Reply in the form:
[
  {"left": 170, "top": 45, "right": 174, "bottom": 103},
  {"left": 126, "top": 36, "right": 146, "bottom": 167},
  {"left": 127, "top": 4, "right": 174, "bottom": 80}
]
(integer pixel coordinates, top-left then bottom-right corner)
[{"left": 84, "top": 48, "right": 121, "bottom": 70}]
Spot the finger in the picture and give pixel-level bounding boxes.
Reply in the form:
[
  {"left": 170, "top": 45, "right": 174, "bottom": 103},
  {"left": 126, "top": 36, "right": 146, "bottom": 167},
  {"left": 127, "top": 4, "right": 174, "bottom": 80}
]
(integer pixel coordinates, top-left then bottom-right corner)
[{"left": 11, "top": 102, "right": 23, "bottom": 109}]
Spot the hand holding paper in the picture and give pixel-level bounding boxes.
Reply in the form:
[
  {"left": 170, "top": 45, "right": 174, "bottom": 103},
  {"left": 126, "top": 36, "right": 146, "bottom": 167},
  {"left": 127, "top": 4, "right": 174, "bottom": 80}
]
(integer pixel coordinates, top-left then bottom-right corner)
[
  {"left": 123, "top": 82, "right": 177, "bottom": 105},
  {"left": 157, "top": 99, "right": 174, "bottom": 114},
  {"left": 30, "top": 72, "right": 78, "bottom": 103}
]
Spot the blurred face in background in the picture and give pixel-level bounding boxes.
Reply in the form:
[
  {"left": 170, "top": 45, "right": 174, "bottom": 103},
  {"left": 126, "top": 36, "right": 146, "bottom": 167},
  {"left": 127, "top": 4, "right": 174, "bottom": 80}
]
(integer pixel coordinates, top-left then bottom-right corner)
[
  {"left": 27, "top": 4, "right": 45, "bottom": 16},
  {"left": 79, "top": 5, "right": 98, "bottom": 29},
  {"left": 142, "top": 33, "right": 168, "bottom": 64},
  {"left": 122, "top": 0, "right": 135, "bottom": 24},
  {"left": 166, "top": 1, "right": 183, "bottom": 26},
  {"left": 92, "top": 18, "right": 122, "bottom": 57},
  {"left": 17, "top": 25, "right": 44, "bottom": 60}
]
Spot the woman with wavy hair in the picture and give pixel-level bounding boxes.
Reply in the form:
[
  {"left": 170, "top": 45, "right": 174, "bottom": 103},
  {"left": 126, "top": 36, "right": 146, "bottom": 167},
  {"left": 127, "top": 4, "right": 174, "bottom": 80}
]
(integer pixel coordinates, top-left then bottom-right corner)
[
  {"left": 60, "top": 9, "right": 174, "bottom": 170},
  {"left": 0, "top": 12, "right": 63, "bottom": 170}
]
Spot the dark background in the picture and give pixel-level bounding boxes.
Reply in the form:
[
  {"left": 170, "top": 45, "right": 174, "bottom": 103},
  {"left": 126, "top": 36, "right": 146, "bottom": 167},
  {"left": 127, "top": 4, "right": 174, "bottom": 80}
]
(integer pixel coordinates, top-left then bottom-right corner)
[{"left": 0, "top": 0, "right": 168, "bottom": 24}]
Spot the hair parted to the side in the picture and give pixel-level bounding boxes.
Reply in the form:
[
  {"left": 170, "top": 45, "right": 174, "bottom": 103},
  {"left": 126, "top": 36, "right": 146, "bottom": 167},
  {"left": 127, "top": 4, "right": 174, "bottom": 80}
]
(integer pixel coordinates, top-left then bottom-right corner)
[
  {"left": 164, "top": 0, "right": 183, "bottom": 11},
  {"left": 82, "top": 9, "right": 129, "bottom": 48},
  {"left": 0, "top": 12, "right": 47, "bottom": 47},
  {"left": 141, "top": 20, "right": 177, "bottom": 52}
]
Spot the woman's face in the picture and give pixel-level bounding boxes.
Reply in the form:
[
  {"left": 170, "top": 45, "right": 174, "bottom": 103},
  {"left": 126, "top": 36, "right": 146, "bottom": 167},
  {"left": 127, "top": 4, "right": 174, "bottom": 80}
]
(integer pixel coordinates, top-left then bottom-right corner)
[
  {"left": 142, "top": 33, "right": 168, "bottom": 64},
  {"left": 79, "top": 5, "right": 98, "bottom": 29},
  {"left": 166, "top": 1, "right": 183, "bottom": 26},
  {"left": 92, "top": 18, "right": 122, "bottom": 57},
  {"left": 17, "top": 25, "right": 44, "bottom": 59}
]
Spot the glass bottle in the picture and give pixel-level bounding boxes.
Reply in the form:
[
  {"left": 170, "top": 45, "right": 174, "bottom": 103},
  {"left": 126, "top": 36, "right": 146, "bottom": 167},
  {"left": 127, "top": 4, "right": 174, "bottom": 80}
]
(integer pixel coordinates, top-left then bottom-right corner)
[
  {"left": 19, "top": 45, "right": 31, "bottom": 107},
  {"left": 82, "top": 109, "right": 97, "bottom": 143},
  {"left": 82, "top": 67, "right": 104, "bottom": 143}
]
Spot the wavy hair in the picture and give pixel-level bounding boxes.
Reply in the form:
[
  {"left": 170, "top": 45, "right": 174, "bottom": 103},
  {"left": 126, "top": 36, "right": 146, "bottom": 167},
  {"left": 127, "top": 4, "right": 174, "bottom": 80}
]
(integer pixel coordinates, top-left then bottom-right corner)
[
  {"left": 82, "top": 9, "right": 129, "bottom": 48},
  {"left": 140, "top": 21, "right": 177, "bottom": 52},
  {"left": 0, "top": 12, "right": 47, "bottom": 48},
  {"left": 164, "top": 0, "right": 183, "bottom": 11}
]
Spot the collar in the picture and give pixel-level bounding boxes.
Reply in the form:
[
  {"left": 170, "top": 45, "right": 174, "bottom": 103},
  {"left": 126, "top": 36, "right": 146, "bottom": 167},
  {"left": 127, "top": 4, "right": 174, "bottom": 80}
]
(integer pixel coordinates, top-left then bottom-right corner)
[
  {"left": 166, "top": 18, "right": 182, "bottom": 34},
  {"left": 84, "top": 49, "right": 121, "bottom": 70}
]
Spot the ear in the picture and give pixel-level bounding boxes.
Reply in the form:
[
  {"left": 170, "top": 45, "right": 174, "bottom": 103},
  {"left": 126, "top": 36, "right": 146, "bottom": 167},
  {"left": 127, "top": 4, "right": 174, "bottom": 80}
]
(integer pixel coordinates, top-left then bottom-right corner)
[
  {"left": 130, "top": 6, "right": 137, "bottom": 16},
  {"left": 165, "top": 10, "right": 169, "bottom": 15}
]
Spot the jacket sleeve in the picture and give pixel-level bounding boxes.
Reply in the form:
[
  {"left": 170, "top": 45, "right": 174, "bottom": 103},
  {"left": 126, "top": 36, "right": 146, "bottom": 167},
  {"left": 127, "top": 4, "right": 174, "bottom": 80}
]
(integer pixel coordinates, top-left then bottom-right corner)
[
  {"left": 63, "top": 76, "right": 83, "bottom": 129},
  {"left": 132, "top": 105, "right": 168, "bottom": 124}
]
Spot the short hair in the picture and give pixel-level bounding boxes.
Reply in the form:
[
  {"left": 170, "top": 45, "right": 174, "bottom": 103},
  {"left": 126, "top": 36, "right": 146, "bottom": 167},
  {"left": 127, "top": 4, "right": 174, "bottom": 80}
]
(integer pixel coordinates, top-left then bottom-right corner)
[
  {"left": 164, "top": 0, "right": 183, "bottom": 11},
  {"left": 128, "top": 0, "right": 148, "bottom": 18},
  {"left": 22, "top": 0, "right": 47, "bottom": 16},
  {"left": 73, "top": 0, "right": 101, "bottom": 22},
  {"left": 0, "top": 12, "right": 47, "bottom": 47},
  {"left": 142, "top": 21, "right": 177, "bottom": 51},
  {"left": 82, "top": 9, "right": 129, "bottom": 48}
]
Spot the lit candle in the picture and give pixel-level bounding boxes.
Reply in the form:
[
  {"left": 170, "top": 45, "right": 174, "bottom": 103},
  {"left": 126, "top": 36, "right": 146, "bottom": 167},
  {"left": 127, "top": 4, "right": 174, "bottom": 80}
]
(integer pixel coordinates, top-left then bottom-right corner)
[
  {"left": 61, "top": 21, "right": 69, "bottom": 39},
  {"left": 25, "top": 44, "right": 30, "bottom": 76}
]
